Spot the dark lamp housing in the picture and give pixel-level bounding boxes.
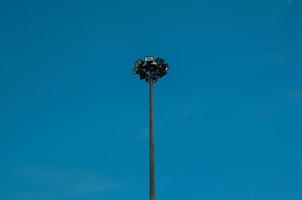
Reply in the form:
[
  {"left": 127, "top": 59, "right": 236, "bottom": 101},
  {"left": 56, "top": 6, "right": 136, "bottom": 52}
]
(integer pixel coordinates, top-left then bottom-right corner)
[{"left": 133, "top": 56, "right": 169, "bottom": 83}]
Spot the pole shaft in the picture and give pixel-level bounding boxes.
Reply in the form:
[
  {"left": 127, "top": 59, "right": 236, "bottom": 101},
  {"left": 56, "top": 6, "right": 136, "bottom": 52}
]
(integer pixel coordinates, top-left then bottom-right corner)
[{"left": 149, "top": 76, "right": 155, "bottom": 200}]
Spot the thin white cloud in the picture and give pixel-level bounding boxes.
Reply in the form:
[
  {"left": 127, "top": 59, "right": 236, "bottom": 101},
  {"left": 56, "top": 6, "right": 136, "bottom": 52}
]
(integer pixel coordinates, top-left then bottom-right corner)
[
  {"left": 286, "top": 89, "right": 302, "bottom": 103},
  {"left": 254, "top": 108, "right": 275, "bottom": 123},
  {"left": 176, "top": 100, "right": 201, "bottom": 119},
  {"left": 1, "top": 165, "right": 127, "bottom": 198},
  {"left": 253, "top": 88, "right": 302, "bottom": 123}
]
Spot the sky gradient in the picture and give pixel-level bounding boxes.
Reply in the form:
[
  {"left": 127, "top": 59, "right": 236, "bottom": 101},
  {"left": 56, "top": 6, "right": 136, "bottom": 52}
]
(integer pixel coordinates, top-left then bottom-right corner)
[{"left": 0, "top": 0, "right": 302, "bottom": 199}]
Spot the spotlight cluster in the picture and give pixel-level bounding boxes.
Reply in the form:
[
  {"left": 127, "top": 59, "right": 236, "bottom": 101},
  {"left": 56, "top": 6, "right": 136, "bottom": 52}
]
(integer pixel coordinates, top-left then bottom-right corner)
[{"left": 133, "top": 56, "right": 169, "bottom": 83}]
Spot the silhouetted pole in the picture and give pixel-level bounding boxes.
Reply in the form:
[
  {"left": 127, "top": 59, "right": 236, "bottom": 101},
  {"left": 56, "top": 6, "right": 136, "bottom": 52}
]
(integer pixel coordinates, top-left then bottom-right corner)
[
  {"left": 132, "top": 56, "right": 169, "bottom": 200},
  {"left": 149, "top": 71, "right": 155, "bottom": 200}
]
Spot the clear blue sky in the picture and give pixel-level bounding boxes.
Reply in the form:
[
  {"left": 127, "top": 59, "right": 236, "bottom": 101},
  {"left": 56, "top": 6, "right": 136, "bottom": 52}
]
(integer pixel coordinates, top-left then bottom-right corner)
[{"left": 0, "top": 0, "right": 301, "bottom": 199}]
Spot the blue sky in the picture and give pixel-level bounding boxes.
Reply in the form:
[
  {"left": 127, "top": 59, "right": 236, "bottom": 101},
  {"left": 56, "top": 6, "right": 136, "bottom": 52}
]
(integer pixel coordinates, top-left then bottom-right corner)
[{"left": 0, "top": 0, "right": 301, "bottom": 199}]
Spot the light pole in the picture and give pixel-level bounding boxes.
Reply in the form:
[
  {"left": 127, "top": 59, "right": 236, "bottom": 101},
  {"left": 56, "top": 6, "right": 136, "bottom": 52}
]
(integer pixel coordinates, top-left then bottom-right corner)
[{"left": 133, "top": 56, "right": 169, "bottom": 200}]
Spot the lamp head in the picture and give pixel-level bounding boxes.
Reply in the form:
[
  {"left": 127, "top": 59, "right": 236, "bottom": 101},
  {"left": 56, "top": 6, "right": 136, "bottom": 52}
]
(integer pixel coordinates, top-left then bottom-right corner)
[
  {"left": 155, "top": 57, "right": 165, "bottom": 66},
  {"left": 144, "top": 56, "right": 154, "bottom": 63},
  {"left": 135, "top": 59, "right": 144, "bottom": 67},
  {"left": 133, "top": 56, "right": 168, "bottom": 82}
]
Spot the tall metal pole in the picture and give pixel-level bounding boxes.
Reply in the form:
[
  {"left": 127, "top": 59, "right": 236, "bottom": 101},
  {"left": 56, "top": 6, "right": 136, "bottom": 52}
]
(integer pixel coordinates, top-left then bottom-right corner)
[
  {"left": 149, "top": 71, "right": 155, "bottom": 200},
  {"left": 133, "top": 56, "right": 168, "bottom": 200}
]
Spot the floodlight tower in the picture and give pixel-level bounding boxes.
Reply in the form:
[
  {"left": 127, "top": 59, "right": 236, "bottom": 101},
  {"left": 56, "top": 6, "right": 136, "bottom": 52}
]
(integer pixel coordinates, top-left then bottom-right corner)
[{"left": 133, "top": 56, "right": 169, "bottom": 200}]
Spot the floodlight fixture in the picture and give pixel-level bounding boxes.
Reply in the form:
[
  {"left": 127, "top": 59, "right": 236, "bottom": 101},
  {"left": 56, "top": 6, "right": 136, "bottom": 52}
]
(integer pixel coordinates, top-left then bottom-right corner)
[
  {"left": 133, "top": 56, "right": 169, "bottom": 83},
  {"left": 145, "top": 56, "right": 154, "bottom": 62},
  {"left": 133, "top": 59, "right": 145, "bottom": 74},
  {"left": 135, "top": 59, "right": 144, "bottom": 67},
  {"left": 155, "top": 57, "right": 165, "bottom": 66}
]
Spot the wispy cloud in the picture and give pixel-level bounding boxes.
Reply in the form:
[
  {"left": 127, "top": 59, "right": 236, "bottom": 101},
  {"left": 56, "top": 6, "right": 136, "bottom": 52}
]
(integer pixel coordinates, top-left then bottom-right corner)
[
  {"left": 271, "top": 0, "right": 294, "bottom": 24},
  {"left": 252, "top": 88, "right": 302, "bottom": 123},
  {"left": 176, "top": 99, "right": 202, "bottom": 119},
  {"left": 286, "top": 89, "right": 302, "bottom": 103},
  {"left": 1, "top": 165, "right": 127, "bottom": 199},
  {"left": 254, "top": 108, "right": 277, "bottom": 123}
]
